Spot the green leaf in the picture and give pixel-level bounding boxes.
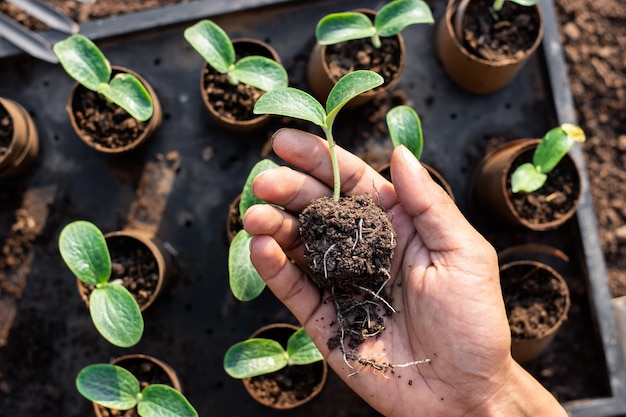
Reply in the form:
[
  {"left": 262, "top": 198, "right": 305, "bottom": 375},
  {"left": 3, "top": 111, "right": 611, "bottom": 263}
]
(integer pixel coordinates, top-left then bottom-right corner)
[
  {"left": 231, "top": 56, "right": 288, "bottom": 91},
  {"left": 376, "top": 0, "right": 434, "bottom": 37},
  {"left": 138, "top": 385, "right": 198, "bottom": 417},
  {"left": 224, "top": 338, "right": 288, "bottom": 378},
  {"left": 254, "top": 87, "right": 326, "bottom": 128},
  {"left": 315, "top": 12, "right": 375, "bottom": 45},
  {"left": 228, "top": 230, "right": 265, "bottom": 301},
  {"left": 104, "top": 73, "right": 154, "bottom": 121},
  {"left": 59, "top": 220, "right": 111, "bottom": 286},
  {"left": 184, "top": 20, "right": 235, "bottom": 74},
  {"left": 76, "top": 364, "right": 139, "bottom": 410},
  {"left": 386, "top": 105, "right": 423, "bottom": 159},
  {"left": 533, "top": 126, "right": 577, "bottom": 174},
  {"left": 53, "top": 34, "right": 111, "bottom": 91},
  {"left": 240, "top": 159, "right": 279, "bottom": 216},
  {"left": 286, "top": 328, "right": 324, "bottom": 365},
  {"left": 511, "top": 162, "right": 547, "bottom": 193},
  {"left": 89, "top": 285, "right": 143, "bottom": 347},
  {"left": 325, "top": 70, "right": 384, "bottom": 122}
]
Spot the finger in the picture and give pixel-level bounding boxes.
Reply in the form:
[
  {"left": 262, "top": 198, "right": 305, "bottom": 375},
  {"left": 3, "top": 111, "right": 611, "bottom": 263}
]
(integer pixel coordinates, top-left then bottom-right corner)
[
  {"left": 391, "top": 146, "right": 488, "bottom": 253},
  {"left": 243, "top": 204, "right": 305, "bottom": 264},
  {"left": 272, "top": 128, "right": 399, "bottom": 210},
  {"left": 249, "top": 235, "right": 334, "bottom": 352}
]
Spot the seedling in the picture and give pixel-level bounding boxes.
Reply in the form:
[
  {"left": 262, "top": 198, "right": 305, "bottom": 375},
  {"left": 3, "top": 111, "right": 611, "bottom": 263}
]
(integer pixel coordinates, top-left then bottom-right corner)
[
  {"left": 76, "top": 364, "right": 197, "bottom": 417},
  {"left": 224, "top": 327, "right": 323, "bottom": 378},
  {"left": 53, "top": 34, "right": 153, "bottom": 121},
  {"left": 511, "top": 123, "right": 586, "bottom": 193},
  {"left": 386, "top": 104, "right": 424, "bottom": 159},
  {"left": 184, "top": 19, "right": 288, "bottom": 91},
  {"left": 454, "top": 0, "right": 539, "bottom": 40},
  {"left": 315, "top": 0, "right": 433, "bottom": 48},
  {"left": 229, "top": 158, "right": 279, "bottom": 301},
  {"left": 58, "top": 220, "right": 143, "bottom": 348},
  {"left": 254, "top": 70, "right": 384, "bottom": 201}
]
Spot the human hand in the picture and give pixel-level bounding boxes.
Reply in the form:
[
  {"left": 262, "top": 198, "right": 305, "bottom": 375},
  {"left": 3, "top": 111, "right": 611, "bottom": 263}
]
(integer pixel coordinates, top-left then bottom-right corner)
[{"left": 243, "top": 128, "right": 567, "bottom": 417}]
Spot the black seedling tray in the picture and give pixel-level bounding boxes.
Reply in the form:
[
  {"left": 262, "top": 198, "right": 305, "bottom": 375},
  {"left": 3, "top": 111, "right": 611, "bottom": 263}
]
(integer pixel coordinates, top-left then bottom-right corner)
[{"left": 0, "top": 0, "right": 625, "bottom": 416}]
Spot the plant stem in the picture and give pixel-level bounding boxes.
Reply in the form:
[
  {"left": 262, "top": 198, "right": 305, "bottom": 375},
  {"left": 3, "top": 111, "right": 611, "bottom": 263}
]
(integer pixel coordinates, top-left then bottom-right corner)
[
  {"left": 492, "top": 0, "right": 505, "bottom": 11},
  {"left": 372, "top": 34, "right": 381, "bottom": 49},
  {"left": 323, "top": 126, "right": 341, "bottom": 201}
]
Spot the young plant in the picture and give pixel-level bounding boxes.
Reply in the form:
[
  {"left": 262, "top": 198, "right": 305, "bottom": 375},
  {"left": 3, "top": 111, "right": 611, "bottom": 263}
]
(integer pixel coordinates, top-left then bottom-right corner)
[
  {"left": 229, "top": 158, "right": 279, "bottom": 301},
  {"left": 58, "top": 220, "right": 143, "bottom": 348},
  {"left": 315, "top": 0, "right": 433, "bottom": 49},
  {"left": 184, "top": 19, "right": 288, "bottom": 91},
  {"left": 454, "top": 0, "right": 539, "bottom": 40},
  {"left": 492, "top": 0, "right": 538, "bottom": 13},
  {"left": 254, "top": 70, "right": 384, "bottom": 201},
  {"left": 386, "top": 104, "right": 423, "bottom": 159},
  {"left": 511, "top": 123, "right": 586, "bottom": 193},
  {"left": 224, "top": 327, "right": 323, "bottom": 379},
  {"left": 53, "top": 34, "right": 153, "bottom": 121},
  {"left": 76, "top": 364, "right": 198, "bottom": 417}
]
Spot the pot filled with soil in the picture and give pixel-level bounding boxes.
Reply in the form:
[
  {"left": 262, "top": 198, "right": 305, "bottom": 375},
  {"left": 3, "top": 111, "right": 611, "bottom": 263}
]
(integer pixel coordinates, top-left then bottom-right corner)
[
  {"left": 435, "top": 0, "right": 543, "bottom": 94},
  {"left": 470, "top": 125, "right": 585, "bottom": 231},
  {"left": 76, "top": 228, "right": 175, "bottom": 313},
  {"left": 91, "top": 354, "right": 184, "bottom": 417},
  {"left": 0, "top": 97, "right": 39, "bottom": 179},
  {"left": 227, "top": 323, "right": 328, "bottom": 409},
  {"left": 67, "top": 66, "right": 163, "bottom": 153},
  {"left": 500, "top": 260, "right": 570, "bottom": 363}
]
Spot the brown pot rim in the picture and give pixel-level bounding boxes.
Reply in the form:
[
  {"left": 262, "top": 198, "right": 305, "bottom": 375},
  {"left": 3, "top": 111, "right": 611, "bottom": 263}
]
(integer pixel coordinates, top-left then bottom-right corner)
[
  {"left": 0, "top": 97, "right": 39, "bottom": 178},
  {"left": 93, "top": 353, "right": 183, "bottom": 417},
  {"left": 443, "top": 0, "right": 544, "bottom": 67},
  {"left": 242, "top": 323, "right": 328, "bottom": 409},
  {"left": 226, "top": 193, "right": 242, "bottom": 244},
  {"left": 376, "top": 161, "right": 455, "bottom": 202},
  {"left": 200, "top": 38, "right": 281, "bottom": 133},
  {"left": 66, "top": 65, "right": 162, "bottom": 153},
  {"left": 76, "top": 229, "right": 173, "bottom": 312}
]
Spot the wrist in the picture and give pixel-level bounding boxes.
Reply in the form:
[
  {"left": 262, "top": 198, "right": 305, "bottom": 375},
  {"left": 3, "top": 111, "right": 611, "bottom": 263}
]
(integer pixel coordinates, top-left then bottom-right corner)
[{"left": 465, "top": 361, "right": 568, "bottom": 417}]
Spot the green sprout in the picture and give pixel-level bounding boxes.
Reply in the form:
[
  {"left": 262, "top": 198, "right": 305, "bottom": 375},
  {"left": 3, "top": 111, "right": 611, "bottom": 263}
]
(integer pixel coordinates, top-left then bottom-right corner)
[
  {"left": 228, "top": 158, "right": 279, "bottom": 301},
  {"left": 58, "top": 220, "right": 143, "bottom": 348},
  {"left": 184, "top": 19, "right": 288, "bottom": 91},
  {"left": 386, "top": 104, "right": 423, "bottom": 159},
  {"left": 492, "top": 0, "right": 538, "bottom": 12},
  {"left": 53, "top": 34, "right": 153, "bottom": 121},
  {"left": 76, "top": 364, "right": 198, "bottom": 417},
  {"left": 511, "top": 123, "right": 586, "bottom": 193},
  {"left": 224, "top": 327, "right": 323, "bottom": 379},
  {"left": 315, "top": 0, "right": 433, "bottom": 49},
  {"left": 254, "top": 70, "right": 384, "bottom": 201}
]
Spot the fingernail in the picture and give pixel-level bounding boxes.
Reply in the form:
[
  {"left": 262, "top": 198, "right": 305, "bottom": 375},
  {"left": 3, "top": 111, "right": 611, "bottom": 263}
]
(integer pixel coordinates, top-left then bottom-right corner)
[{"left": 399, "top": 145, "right": 423, "bottom": 170}]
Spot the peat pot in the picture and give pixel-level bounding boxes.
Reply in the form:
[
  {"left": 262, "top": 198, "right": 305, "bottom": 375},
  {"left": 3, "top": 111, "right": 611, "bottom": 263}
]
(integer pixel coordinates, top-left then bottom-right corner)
[
  {"left": 77, "top": 229, "right": 175, "bottom": 312},
  {"left": 67, "top": 66, "right": 162, "bottom": 153},
  {"left": 307, "top": 9, "right": 406, "bottom": 108},
  {"left": 93, "top": 354, "right": 183, "bottom": 417},
  {"left": 243, "top": 323, "right": 328, "bottom": 409},
  {"left": 200, "top": 39, "right": 282, "bottom": 133},
  {"left": 0, "top": 97, "right": 39, "bottom": 179},
  {"left": 435, "top": 0, "right": 543, "bottom": 94},
  {"left": 470, "top": 139, "right": 581, "bottom": 231},
  {"left": 500, "top": 260, "right": 571, "bottom": 363}
]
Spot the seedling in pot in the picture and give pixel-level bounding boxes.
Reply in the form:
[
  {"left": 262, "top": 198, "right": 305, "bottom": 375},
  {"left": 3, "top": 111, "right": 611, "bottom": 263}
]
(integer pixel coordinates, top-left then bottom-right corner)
[
  {"left": 229, "top": 158, "right": 279, "bottom": 301},
  {"left": 184, "top": 19, "right": 288, "bottom": 91},
  {"left": 254, "top": 71, "right": 413, "bottom": 371},
  {"left": 76, "top": 364, "right": 198, "bottom": 417},
  {"left": 224, "top": 327, "right": 323, "bottom": 379},
  {"left": 53, "top": 34, "right": 153, "bottom": 121},
  {"left": 315, "top": 0, "right": 433, "bottom": 48},
  {"left": 453, "top": 0, "right": 539, "bottom": 41},
  {"left": 58, "top": 220, "right": 143, "bottom": 348},
  {"left": 511, "top": 123, "right": 586, "bottom": 193}
]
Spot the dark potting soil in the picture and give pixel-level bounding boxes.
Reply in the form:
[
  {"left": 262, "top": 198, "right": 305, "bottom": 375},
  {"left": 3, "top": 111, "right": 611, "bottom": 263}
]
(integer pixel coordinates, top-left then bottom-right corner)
[
  {"left": 71, "top": 85, "right": 149, "bottom": 150},
  {"left": 95, "top": 356, "right": 176, "bottom": 417},
  {"left": 324, "top": 36, "right": 402, "bottom": 89},
  {"left": 202, "top": 42, "right": 276, "bottom": 123},
  {"left": 78, "top": 235, "right": 160, "bottom": 309},
  {"left": 501, "top": 263, "right": 569, "bottom": 339},
  {"left": 299, "top": 195, "right": 395, "bottom": 352},
  {"left": 507, "top": 149, "right": 579, "bottom": 226},
  {"left": 458, "top": 0, "right": 541, "bottom": 61},
  {"left": 0, "top": 103, "right": 13, "bottom": 158}
]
